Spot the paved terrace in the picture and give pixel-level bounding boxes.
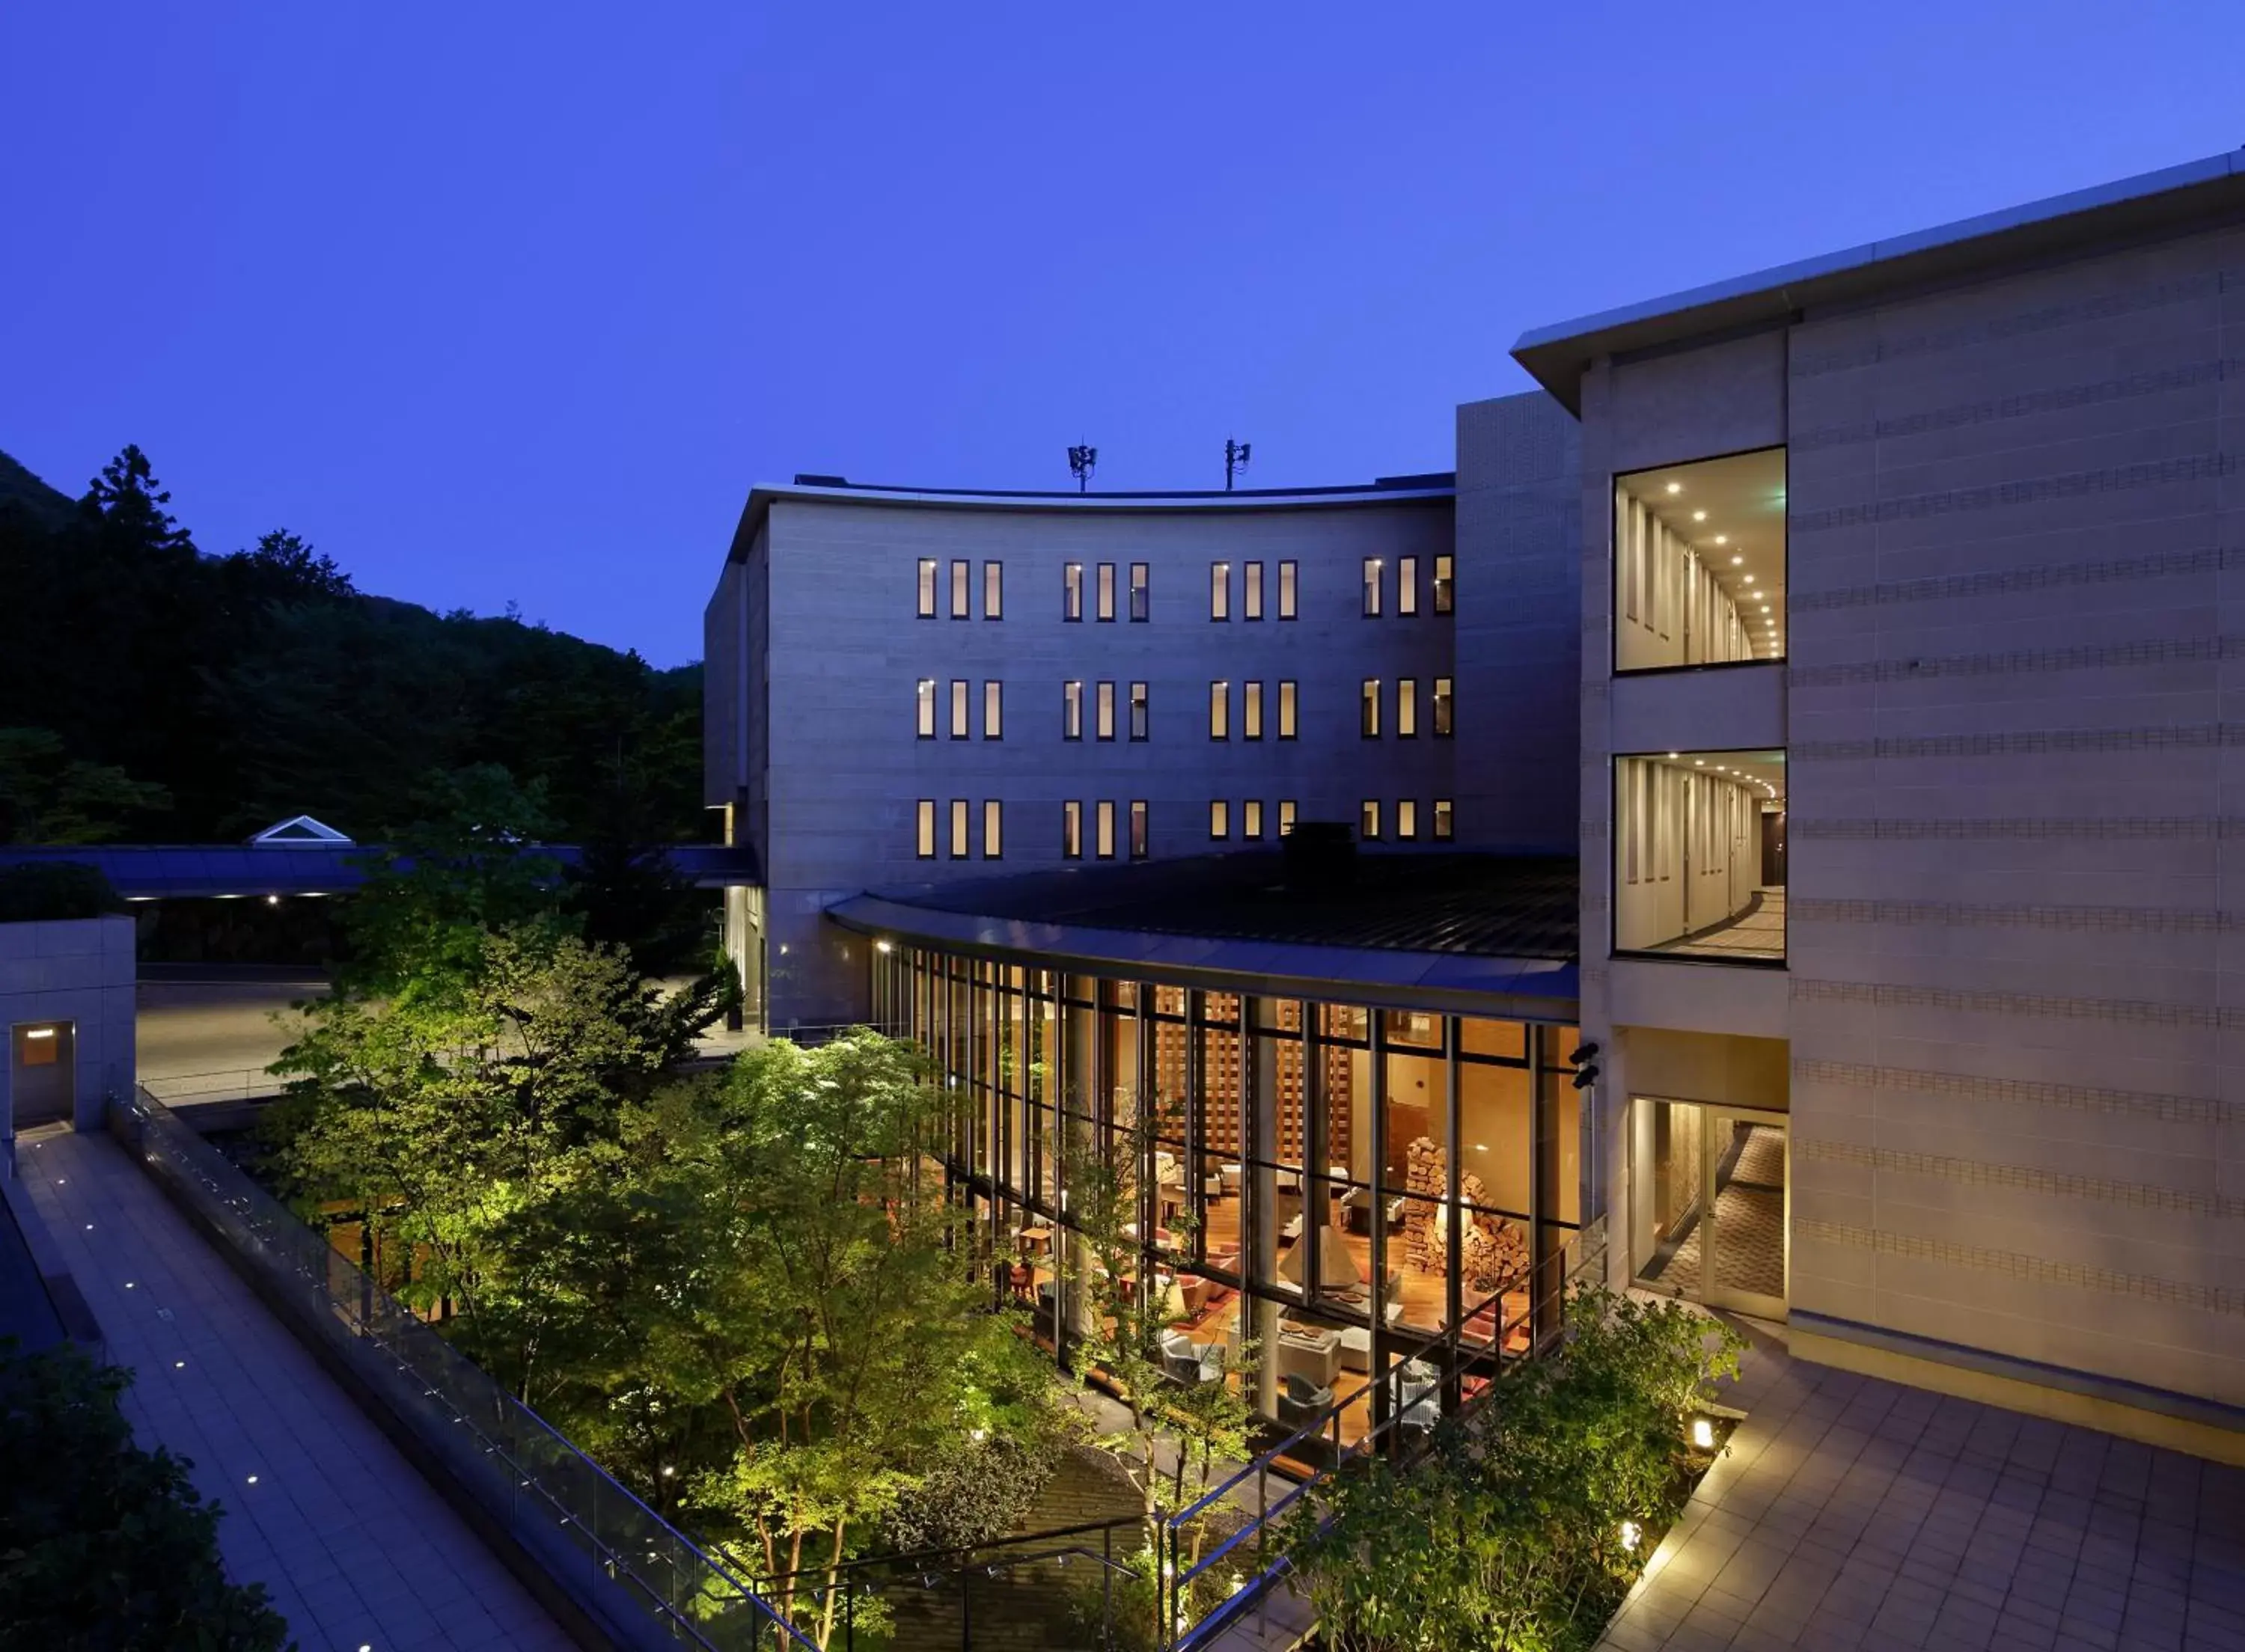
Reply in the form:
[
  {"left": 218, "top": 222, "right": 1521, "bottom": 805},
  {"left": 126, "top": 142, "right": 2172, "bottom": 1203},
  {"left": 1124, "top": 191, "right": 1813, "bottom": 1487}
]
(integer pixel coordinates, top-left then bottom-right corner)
[
  {"left": 16, "top": 1128, "right": 575, "bottom": 1652},
  {"left": 1601, "top": 1317, "right": 2245, "bottom": 1652}
]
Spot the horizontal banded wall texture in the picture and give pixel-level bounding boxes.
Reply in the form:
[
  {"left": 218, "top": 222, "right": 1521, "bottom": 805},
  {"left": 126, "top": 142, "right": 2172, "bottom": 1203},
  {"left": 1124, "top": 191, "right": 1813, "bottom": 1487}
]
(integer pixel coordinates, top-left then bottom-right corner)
[{"left": 1784, "top": 216, "right": 2245, "bottom": 1407}]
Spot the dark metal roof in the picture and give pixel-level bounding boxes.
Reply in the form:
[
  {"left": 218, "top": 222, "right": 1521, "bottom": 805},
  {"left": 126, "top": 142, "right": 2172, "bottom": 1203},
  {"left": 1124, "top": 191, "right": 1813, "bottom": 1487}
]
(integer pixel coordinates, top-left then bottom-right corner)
[
  {"left": 782, "top": 472, "right": 1457, "bottom": 502},
  {"left": 1512, "top": 147, "right": 2245, "bottom": 414},
  {"left": 0, "top": 842, "right": 763, "bottom": 901},
  {"left": 855, "top": 851, "right": 1577, "bottom": 961}
]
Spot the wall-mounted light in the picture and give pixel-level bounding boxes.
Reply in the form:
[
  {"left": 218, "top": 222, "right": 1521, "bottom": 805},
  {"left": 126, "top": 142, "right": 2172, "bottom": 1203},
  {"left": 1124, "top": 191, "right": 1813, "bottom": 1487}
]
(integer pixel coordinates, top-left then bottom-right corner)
[
  {"left": 25, "top": 1027, "right": 55, "bottom": 1040},
  {"left": 265, "top": 894, "right": 281, "bottom": 906}
]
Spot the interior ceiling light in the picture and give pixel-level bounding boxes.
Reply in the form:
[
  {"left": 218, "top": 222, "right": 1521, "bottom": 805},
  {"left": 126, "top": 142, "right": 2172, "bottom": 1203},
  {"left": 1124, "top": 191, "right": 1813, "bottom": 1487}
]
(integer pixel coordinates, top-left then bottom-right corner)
[
  {"left": 1744, "top": 575, "right": 1756, "bottom": 584},
  {"left": 1730, "top": 555, "right": 1743, "bottom": 566},
  {"left": 1692, "top": 510, "right": 1707, "bottom": 522},
  {"left": 1713, "top": 535, "right": 1728, "bottom": 545},
  {"left": 1665, "top": 482, "right": 1682, "bottom": 495}
]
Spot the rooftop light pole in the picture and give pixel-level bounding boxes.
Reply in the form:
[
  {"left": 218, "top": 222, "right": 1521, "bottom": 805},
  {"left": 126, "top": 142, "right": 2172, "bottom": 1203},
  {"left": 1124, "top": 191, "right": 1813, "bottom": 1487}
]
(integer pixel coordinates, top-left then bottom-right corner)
[
  {"left": 1067, "top": 444, "right": 1098, "bottom": 493},
  {"left": 1224, "top": 438, "right": 1252, "bottom": 492}
]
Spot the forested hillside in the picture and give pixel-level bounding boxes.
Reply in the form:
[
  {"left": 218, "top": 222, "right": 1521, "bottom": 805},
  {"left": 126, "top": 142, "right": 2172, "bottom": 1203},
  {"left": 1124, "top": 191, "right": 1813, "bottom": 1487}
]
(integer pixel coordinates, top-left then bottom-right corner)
[{"left": 0, "top": 445, "right": 702, "bottom": 845}]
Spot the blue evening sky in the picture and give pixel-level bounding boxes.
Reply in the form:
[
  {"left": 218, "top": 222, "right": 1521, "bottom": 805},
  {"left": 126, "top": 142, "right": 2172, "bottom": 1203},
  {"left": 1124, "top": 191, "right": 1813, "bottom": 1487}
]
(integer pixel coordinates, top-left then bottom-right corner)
[{"left": 3, "top": 4, "right": 2239, "bottom": 664}]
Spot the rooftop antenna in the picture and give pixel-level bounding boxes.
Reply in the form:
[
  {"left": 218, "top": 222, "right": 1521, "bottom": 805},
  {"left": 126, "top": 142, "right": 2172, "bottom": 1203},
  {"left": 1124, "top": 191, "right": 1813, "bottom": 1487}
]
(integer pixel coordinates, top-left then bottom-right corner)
[
  {"left": 1067, "top": 443, "right": 1098, "bottom": 493},
  {"left": 1224, "top": 438, "right": 1253, "bottom": 492}
]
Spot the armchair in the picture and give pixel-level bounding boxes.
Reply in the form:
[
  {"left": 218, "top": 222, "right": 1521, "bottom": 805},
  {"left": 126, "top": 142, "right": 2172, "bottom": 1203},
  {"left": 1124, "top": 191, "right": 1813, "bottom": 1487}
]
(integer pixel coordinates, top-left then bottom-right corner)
[{"left": 1276, "top": 1371, "right": 1334, "bottom": 1432}]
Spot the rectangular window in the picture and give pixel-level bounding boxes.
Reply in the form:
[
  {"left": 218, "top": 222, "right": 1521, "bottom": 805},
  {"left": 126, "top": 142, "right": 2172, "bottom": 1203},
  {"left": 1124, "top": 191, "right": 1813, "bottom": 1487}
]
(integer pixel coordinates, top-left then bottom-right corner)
[
  {"left": 917, "top": 799, "right": 936, "bottom": 857},
  {"left": 983, "top": 561, "right": 1002, "bottom": 619},
  {"left": 1063, "top": 680, "right": 1083, "bottom": 740},
  {"left": 1097, "top": 563, "right": 1116, "bottom": 621},
  {"left": 1433, "top": 554, "right": 1454, "bottom": 614},
  {"left": 1129, "top": 562, "right": 1149, "bottom": 621},
  {"left": 1433, "top": 799, "right": 1453, "bottom": 841},
  {"left": 1096, "top": 681, "right": 1116, "bottom": 741},
  {"left": 1362, "top": 557, "right": 1382, "bottom": 617},
  {"left": 1210, "top": 562, "right": 1230, "bottom": 620},
  {"left": 1432, "top": 676, "right": 1453, "bottom": 738},
  {"left": 983, "top": 800, "right": 1002, "bottom": 857},
  {"left": 1279, "top": 800, "right": 1297, "bottom": 835},
  {"left": 1360, "top": 679, "right": 1381, "bottom": 738},
  {"left": 1398, "top": 555, "right": 1418, "bottom": 617},
  {"left": 1244, "top": 798, "right": 1264, "bottom": 839},
  {"left": 949, "top": 798, "right": 969, "bottom": 857},
  {"left": 1277, "top": 560, "right": 1298, "bottom": 619},
  {"left": 1397, "top": 798, "right": 1418, "bottom": 840},
  {"left": 917, "top": 559, "right": 938, "bottom": 617},
  {"left": 1209, "top": 682, "right": 1229, "bottom": 740},
  {"left": 983, "top": 680, "right": 1003, "bottom": 739},
  {"left": 1063, "top": 800, "right": 1082, "bottom": 858},
  {"left": 1129, "top": 681, "right": 1148, "bottom": 741},
  {"left": 950, "top": 560, "right": 970, "bottom": 620},
  {"left": 1397, "top": 678, "right": 1418, "bottom": 738},
  {"left": 916, "top": 679, "right": 935, "bottom": 738},
  {"left": 1096, "top": 801, "right": 1116, "bottom": 860},
  {"left": 1360, "top": 799, "right": 1381, "bottom": 840},
  {"left": 1244, "top": 681, "right": 1264, "bottom": 739},
  {"left": 1613, "top": 449, "right": 1788, "bottom": 673},
  {"left": 1244, "top": 561, "right": 1263, "bottom": 620},
  {"left": 950, "top": 679, "right": 970, "bottom": 738},
  {"left": 1278, "top": 680, "right": 1298, "bottom": 739},
  {"left": 1063, "top": 563, "right": 1084, "bottom": 621},
  {"left": 1209, "top": 800, "right": 1230, "bottom": 840},
  {"left": 1129, "top": 800, "right": 1149, "bottom": 860}
]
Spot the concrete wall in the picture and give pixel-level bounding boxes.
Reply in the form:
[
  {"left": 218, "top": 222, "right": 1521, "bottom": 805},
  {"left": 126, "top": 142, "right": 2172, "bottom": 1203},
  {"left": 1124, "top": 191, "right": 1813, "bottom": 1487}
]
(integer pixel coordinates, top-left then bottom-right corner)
[
  {"left": 0, "top": 917, "right": 136, "bottom": 1159},
  {"left": 1574, "top": 209, "right": 2245, "bottom": 1437}
]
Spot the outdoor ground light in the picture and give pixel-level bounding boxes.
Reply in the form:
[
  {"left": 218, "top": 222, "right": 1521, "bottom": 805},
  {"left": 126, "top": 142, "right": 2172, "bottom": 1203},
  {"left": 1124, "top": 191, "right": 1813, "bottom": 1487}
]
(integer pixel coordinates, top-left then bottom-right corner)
[
  {"left": 1692, "top": 1416, "right": 1716, "bottom": 1450},
  {"left": 1619, "top": 1520, "right": 1640, "bottom": 1552}
]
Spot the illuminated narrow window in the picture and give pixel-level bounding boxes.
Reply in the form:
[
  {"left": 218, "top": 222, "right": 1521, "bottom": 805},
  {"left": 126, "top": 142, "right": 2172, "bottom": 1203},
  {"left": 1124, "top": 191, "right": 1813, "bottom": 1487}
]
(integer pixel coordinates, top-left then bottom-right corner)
[
  {"left": 1433, "top": 554, "right": 1454, "bottom": 614},
  {"left": 949, "top": 798, "right": 969, "bottom": 857},
  {"left": 1279, "top": 800, "right": 1297, "bottom": 835},
  {"left": 1433, "top": 799, "right": 1453, "bottom": 841},
  {"left": 1433, "top": 676, "right": 1453, "bottom": 738},
  {"left": 1063, "top": 800, "right": 1082, "bottom": 858},
  {"left": 950, "top": 679, "right": 969, "bottom": 738},
  {"left": 1244, "top": 799, "right": 1264, "bottom": 839},
  {"left": 1129, "top": 801, "right": 1149, "bottom": 859},
  {"left": 1096, "top": 681, "right": 1116, "bottom": 740},
  {"left": 1360, "top": 799, "right": 1381, "bottom": 840},
  {"left": 1209, "top": 682, "right": 1229, "bottom": 740},
  {"left": 1397, "top": 799, "right": 1418, "bottom": 840},
  {"left": 1063, "top": 563, "right": 1084, "bottom": 621},
  {"left": 1397, "top": 679, "right": 1417, "bottom": 738},
  {"left": 1096, "top": 801, "right": 1116, "bottom": 859},
  {"left": 1244, "top": 561, "right": 1263, "bottom": 620},
  {"left": 1362, "top": 558, "right": 1382, "bottom": 617},
  {"left": 1277, "top": 560, "right": 1298, "bottom": 619},
  {"left": 1360, "top": 679, "right": 1381, "bottom": 738},
  {"left": 950, "top": 560, "right": 970, "bottom": 619},
  {"left": 1063, "top": 680, "right": 1083, "bottom": 740},
  {"left": 917, "top": 800, "right": 935, "bottom": 858},
  {"left": 983, "top": 561, "right": 1003, "bottom": 619},
  {"left": 1278, "top": 681, "right": 1298, "bottom": 739},
  {"left": 1244, "top": 681, "right": 1263, "bottom": 740},
  {"left": 1210, "top": 562, "right": 1230, "bottom": 620},
  {"left": 983, "top": 800, "right": 1003, "bottom": 857},
  {"left": 1398, "top": 556, "right": 1418, "bottom": 616},
  {"left": 917, "top": 559, "right": 937, "bottom": 617},
  {"left": 1129, "top": 562, "right": 1149, "bottom": 621},
  {"left": 1097, "top": 563, "right": 1116, "bottom": 621},
  {"left": 916, "top": 679, "right": 935, "bottom": 738},
  {"left": 1209, "top": 800, "right": 1230, "bottom": 840},
  {"left": 983, "top": 681, "right": 1003, "bottom": 739},
  {"left": 1129, "top": 682, "right": 1148, "bottom": 741}
]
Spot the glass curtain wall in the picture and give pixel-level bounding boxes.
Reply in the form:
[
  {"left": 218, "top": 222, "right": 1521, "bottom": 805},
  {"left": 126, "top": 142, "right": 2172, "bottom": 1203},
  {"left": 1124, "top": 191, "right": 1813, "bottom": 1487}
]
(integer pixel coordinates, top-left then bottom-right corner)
[{"left": 873, "top": 940, "right": 1586, "bottom": 1449}]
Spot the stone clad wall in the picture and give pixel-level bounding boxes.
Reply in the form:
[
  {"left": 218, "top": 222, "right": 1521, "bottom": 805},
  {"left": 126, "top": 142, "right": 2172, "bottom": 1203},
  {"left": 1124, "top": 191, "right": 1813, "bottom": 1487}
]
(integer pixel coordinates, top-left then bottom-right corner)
[{"left": 0, "top": 916, "right": 136, "bottom": 1152}]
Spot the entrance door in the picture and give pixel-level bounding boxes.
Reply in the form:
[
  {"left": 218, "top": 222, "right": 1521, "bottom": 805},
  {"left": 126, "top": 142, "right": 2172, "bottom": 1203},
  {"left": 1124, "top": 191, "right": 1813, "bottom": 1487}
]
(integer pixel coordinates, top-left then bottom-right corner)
[
  {"left": 1760, "top": 810, "right": 1787, "bottom": 886},
  {"left": 10, "top": 1022, "right": 76, "bottom": 1129},
  {"left": 1634, "top": 1098, "right": 1787, "bottom": 1322}
]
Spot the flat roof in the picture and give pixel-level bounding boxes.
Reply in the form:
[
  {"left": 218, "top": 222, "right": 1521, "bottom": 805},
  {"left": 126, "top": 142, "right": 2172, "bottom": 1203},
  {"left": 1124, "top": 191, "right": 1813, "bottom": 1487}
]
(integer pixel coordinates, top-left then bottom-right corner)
[
  {"left": 826, "top": 851, "right": 1580, "bottom": 1020},
  {"left": 723, "top": 473, "right": 1456, "bottom": 564},
  {"left": 1512, "top": 147, "right": 2245, "bottom": 414},
  {"left": 0, "top": 842, "right": 762, "bottom": 901}
]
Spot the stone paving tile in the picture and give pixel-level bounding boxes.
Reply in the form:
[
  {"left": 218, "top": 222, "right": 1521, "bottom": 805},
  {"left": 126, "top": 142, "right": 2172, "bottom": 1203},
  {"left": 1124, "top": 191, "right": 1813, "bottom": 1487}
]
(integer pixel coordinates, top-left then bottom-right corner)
[
  {"left": 18, "top": 1130, "right": 575, "bottom": 1652},
  {"left": 1598, "top": 1314, "right": 2245, "bottom": 1652}
]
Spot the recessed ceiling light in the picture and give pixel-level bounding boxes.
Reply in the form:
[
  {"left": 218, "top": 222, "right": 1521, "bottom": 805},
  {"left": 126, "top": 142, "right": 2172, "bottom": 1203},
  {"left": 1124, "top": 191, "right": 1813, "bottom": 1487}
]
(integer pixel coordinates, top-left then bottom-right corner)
[
  {"left": 1692, "top": 510, "right": 1707, "bottom": 522},
  {"left": 1713, "top": 535, "right": 1728, "bottom": 545},
  {"left": 1693, "top": 760, "right": 1705, "bottom": 767},
  {"left": 1666, "top": 482, "right": 1682, "bottom": 495},
  {"left": 1759, "top": 605, "right": 1770, "bottom": 614},
  {"left": 1730, "top": 555, "right": 1743, "bottom": 566},
  {"left": 1744, "top": 576, "right": 1756, "bottom": 584}
]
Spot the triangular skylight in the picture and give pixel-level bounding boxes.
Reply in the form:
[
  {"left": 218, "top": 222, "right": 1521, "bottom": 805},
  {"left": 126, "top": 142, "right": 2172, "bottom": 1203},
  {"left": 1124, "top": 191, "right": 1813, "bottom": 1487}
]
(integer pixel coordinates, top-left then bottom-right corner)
[{"left": 248, "top": 815, "right": 353, "bottom": 845}]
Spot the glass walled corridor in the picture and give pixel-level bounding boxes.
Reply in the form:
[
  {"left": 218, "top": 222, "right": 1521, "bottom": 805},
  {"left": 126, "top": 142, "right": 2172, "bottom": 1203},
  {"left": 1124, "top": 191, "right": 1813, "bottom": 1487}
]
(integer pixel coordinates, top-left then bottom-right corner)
[{"left": 870, "top": 944, "right": 1588, "bottom": 1451}]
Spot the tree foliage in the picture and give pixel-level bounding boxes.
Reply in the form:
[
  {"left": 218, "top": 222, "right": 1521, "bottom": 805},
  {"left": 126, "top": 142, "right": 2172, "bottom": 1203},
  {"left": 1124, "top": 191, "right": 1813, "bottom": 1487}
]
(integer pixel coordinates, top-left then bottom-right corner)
[
  {"left": 0, "top": 444, "right": 700, "bottom": 845},
  {"left": 0, "top": 1339, "right": 293, "bottom": 1651},
  {"left": 1285, "top": 1288, "right": 1744, "bottom": 1652}
]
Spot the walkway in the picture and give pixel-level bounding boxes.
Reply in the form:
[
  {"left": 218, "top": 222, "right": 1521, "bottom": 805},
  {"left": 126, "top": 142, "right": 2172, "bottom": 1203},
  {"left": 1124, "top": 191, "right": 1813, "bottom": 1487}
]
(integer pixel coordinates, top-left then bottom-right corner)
[
  {"left": 1599, "top": 1315, "right": 2245, "bottom": 1652},
  {"left": 16, "top": 1128, "right": 575, "bottom": 1652},
  {"left": 1654, "top": 888, "right": 1786, "bottom": 961}
]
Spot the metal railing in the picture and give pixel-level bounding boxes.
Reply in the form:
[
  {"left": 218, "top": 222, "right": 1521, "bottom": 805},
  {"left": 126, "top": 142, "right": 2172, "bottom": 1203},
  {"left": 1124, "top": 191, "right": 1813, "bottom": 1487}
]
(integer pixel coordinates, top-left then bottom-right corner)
[
  {"left": 109, "top": 1087, "right": 814, "bottom": 1651},
  {"left": 138, "top": 1067, "right": 288, "bottom": 1107}
]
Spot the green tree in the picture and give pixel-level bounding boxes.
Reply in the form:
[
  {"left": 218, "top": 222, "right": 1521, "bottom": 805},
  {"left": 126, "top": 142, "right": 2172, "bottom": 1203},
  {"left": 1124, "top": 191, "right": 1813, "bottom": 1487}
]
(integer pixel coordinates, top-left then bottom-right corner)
[
  {"left": 0, "top": 1340, "right": 292, "bottom": 1651},
  {"left": 0, "top": 727, "right": 171, "bottom": 844}
]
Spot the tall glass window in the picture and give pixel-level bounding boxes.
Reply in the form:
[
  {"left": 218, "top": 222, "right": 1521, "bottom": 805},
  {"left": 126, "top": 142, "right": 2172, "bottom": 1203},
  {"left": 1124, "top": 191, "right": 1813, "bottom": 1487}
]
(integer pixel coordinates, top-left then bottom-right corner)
[
  {"left": 1244, "top": 799, "right": 1264, "bottom": 839},
  {"left": 1209, "top": 682, "right": 1229, "bottom": 740},
  {"left": 1432, "top": 676, "right": 1453, "bottom": 737},
  {"left": 950, "top": 798, "right": 969, "bottom": 857},
  {"left": 917, "top": 799, "right": 935, "bottom": 857},
  {"left": 1129, "top": 562, "right": 1149, "bottom": 621},
  {"left": 1614, "top": 448, "right": 1787, "bottom": 672},
  {"left": 1129, "top": 681, "right": 1148, "bottom": 741},
  {"left": 916, "top": 679, "right": 935, "bottom": 738},
  {"left": 1433, "top": 553, "right": 1454, "bottom": 614},
  {"left": 1434, "top": 799, "right": 1453, "bottom": 840},
  {"left": 950, "top": 559, "right": 971, "bottom": 620},
  {"left": 1397, "top": 679, "right": 1418, "bottom": 738},
  {"left": 1612, "top": 749, "right": 1786, "bottom": 963},
  {"left": 1279, "top": 800, "right": 1297, "bottom": 834},
  {"left": 917, "top": 559, "right": 938, "bottom": 617},
  {"left": 1096, "top": 681, "right": 1116, "bottom": 741},
  {"left": 1398, "top": 556, "right": 1418, "bottom": 616},
  {"left": 983, "top": 800, "right": 1003, "bottom": 857},
  {"left": 1096, "top": 801, "right": 1116, "bottom": 859},
  {"left": 1097, "top": 563, "right": 1116, "bottom": 621},
  {"left": 1063, "top": 800, "right": 1082, "bottom": 858},
  {"left": 1360, "top": 679, "right": 1381, "bottom": 738},
  {"left": 1244, "top": 561, "right": 1263, "bottom": 620},
  {"left": 1063, "top": 680, "right": 1083, "bottom": 740},
  {"left": 950, "top": 679, "right": 970, "bottom": 738},
  {"left": 1362, "top": 557, "right": 1382, "bottom": 617},
  {"left": 1244, "top": 681, "right": 1263, "bottom": 739},
  {"left": 1209, "top": 800, "right": 1229, "bottom": 840},
  {"left": 1210, "top": 562, "right": 1230, "bottom": 620},
  {"left": 983, "top": 561, "right": 1003, "bottom": 619},
  {"left": 1063, "top": 563, "right": 1084, "bottom": 620},
  {"left": 1278, "top": 681, "right": 1298, "bottom": 739},
  {"left": 983, "top": 681, "right": 1003, "bottom": 739},
  {"left": 1360, "top": 799, "right": 1381, "bottom": 840},
  {"left": 1397, "top": 798, "right": 1418, "bottom": 840},
  {"left": 1129, "top": 801, "right": 1148, "bottom": 859},
  {"left": 1277, "top": 560, "right": 1298, "bottom": 619}
]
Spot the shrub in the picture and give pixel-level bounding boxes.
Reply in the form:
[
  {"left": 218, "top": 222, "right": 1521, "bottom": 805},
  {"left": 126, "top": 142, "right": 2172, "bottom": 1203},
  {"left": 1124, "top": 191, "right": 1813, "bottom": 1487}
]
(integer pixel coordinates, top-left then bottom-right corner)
[
  {"left": 881, "top": 1431, "right": 1063, "bottom": 1555},
  {"left": 0, "top": 860, "right": 126, "bottom": 923},
  {"left": 0, "top": 1340, "right": 291, "bottom": 1650}
]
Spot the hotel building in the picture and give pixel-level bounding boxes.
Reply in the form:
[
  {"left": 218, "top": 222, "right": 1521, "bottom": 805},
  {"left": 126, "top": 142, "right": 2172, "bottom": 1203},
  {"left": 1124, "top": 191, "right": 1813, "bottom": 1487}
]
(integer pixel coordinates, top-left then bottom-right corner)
[{"left": 706, "top": 148, "right": 2245, "bottom": 1460}]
